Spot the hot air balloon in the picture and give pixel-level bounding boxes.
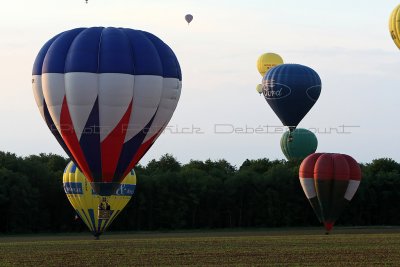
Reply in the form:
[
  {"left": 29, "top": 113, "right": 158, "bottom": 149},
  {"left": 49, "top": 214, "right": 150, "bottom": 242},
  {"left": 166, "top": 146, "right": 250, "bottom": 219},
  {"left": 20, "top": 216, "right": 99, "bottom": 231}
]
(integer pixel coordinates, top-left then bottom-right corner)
[
  {"left": 256, "top": 84, "right": 263, "bottom": 94},
  {"left": 262, "top": 64, "right": 321, "bottom": 133},
  {"left": 63, "top": 161, "right": 136, "bottom": 239},
  {"left": 299, "top": 153, "right": 361, "bottom": 234},
  {"left": 185, "top": 14, "right": 193, "bottom": 25},
  {"left": 256, "top": 53, "right": 283, "bottom": 77},
  {"left": 281, "top": 128, "right": 317, "bottom": 161},
  {"left": 32, "top": 27, "right": 182, "bottom": 213},
  {"left": 255, "top": 53, "right": 283, "bottom": 95},
  {"left": 389, "top": 4, "right": 400, "bottom": 49}
]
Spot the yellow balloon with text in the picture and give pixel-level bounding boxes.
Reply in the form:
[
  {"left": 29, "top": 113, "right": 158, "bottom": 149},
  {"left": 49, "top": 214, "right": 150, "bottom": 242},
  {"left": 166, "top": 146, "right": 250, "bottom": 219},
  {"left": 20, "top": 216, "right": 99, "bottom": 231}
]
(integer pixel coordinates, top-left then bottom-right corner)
[
  {"left": 63, "top": 161, "right": 136, "bottom": 238},
  {"left": 389, "top": 4, "right": 400, "bottom": 49},
  {"left": 256, "top": 53, "right": 284, "bottom": 77}
]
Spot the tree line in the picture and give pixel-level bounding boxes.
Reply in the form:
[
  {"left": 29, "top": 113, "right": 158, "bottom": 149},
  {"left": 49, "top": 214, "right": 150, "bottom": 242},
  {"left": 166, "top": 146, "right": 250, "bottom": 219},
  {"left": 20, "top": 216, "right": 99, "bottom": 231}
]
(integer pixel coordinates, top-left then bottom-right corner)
[{"left": 0, "top": 151, "right": 400, "bottom": 233}]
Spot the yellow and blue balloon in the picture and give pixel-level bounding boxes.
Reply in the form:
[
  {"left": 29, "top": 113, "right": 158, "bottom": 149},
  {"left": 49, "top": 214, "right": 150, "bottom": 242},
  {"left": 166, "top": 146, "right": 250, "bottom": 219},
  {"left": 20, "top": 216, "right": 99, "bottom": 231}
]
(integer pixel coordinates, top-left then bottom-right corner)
[{"left": 63, "top": 161, "right": 136, "bottom": 238}]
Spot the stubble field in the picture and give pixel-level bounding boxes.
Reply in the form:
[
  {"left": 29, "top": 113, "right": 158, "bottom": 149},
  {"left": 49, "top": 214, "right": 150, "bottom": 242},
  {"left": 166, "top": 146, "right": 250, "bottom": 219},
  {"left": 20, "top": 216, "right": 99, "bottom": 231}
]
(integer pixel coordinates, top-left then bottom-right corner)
[{"left": 1, "top": 227, "right": 400, "bottom": 266}]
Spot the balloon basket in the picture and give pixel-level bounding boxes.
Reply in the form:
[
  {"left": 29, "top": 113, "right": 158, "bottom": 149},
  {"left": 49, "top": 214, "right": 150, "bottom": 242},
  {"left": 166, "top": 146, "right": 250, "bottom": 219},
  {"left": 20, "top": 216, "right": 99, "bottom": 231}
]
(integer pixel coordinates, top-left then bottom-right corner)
[
  {"left": 98, "top": 209, "right": 112, "bottom": 220},
  {"left": 98, "top": 197, "right": 112, "bottom": 220}
]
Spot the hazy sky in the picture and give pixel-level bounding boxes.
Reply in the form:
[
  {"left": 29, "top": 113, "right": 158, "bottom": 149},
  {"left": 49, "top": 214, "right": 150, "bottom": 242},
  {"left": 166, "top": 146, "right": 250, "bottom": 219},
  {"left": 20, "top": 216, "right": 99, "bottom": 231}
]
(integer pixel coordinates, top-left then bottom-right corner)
[{"left": 1, "top": 0, "right": 399, "bottom": 166}]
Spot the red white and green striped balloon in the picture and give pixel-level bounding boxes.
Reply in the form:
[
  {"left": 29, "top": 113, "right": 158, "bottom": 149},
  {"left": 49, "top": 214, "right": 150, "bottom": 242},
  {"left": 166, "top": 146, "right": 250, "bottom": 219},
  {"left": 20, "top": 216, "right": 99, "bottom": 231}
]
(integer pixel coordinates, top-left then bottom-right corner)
[{"left": 299, "top": 153, "right": 361, "bottom": 233}]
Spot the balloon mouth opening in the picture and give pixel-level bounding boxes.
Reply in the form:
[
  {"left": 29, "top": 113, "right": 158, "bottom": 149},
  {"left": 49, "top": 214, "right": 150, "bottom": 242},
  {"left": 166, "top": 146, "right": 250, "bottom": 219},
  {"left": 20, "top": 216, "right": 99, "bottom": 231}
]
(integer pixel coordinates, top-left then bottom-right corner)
[
  {"left": 324, "top": 221, "right": 334, "bottom": 232},
  {"left": 91, "top": 182, "right": 121, "bottom": 196}
]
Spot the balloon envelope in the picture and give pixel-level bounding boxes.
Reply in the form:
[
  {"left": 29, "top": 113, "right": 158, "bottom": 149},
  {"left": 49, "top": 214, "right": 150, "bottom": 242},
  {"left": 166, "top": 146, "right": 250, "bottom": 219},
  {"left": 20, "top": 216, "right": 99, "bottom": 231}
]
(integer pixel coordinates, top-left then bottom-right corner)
[
  {"left": 299, "top": 153, "right": 361, "bottom": 232},
  {"left": 389, "top": 4, "right": 400, "bottom": 49},
  {"left": 262, "top": 64, "right": 321, "bottom": 130},
  {"left": 256, "top": 53, "right": 283, "bottom": 77},
  {"left": 32, "top": 27, "right": 182, "bottom": 196},
  {"left": 63, "top": 161, "right": 136, "bottom": 237},
  {"left": 185, "top": 14, "right": 193, "bottom": 24},
  {"left": 256, "top": 84, "right": 263, "bottom": 94},
  {"left": 280, "top": 128, "right": 317, "bottom": 161}
]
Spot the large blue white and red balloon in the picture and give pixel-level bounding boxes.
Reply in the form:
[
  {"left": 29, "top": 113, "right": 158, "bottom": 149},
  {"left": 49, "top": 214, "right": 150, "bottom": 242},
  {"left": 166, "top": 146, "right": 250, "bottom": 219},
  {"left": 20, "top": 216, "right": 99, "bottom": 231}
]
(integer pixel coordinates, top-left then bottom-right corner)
[{"left": 32, "top": 27, "right": 182, "bottom": 195}]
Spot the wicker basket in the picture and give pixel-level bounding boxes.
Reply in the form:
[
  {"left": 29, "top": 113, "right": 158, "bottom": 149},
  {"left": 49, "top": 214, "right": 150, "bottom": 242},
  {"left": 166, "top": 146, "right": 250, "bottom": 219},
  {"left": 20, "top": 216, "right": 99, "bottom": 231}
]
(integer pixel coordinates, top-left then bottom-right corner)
[{"left": 98, "top": 209, "right": 112, "bottom": 220}]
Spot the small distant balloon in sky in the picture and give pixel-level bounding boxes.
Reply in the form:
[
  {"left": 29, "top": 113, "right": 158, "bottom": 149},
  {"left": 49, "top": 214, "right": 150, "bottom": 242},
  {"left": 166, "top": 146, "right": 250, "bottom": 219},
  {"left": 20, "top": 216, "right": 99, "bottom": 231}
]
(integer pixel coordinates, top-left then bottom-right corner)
[{"left": 185, "top": 14, "right": 193, "bottom": 25}]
